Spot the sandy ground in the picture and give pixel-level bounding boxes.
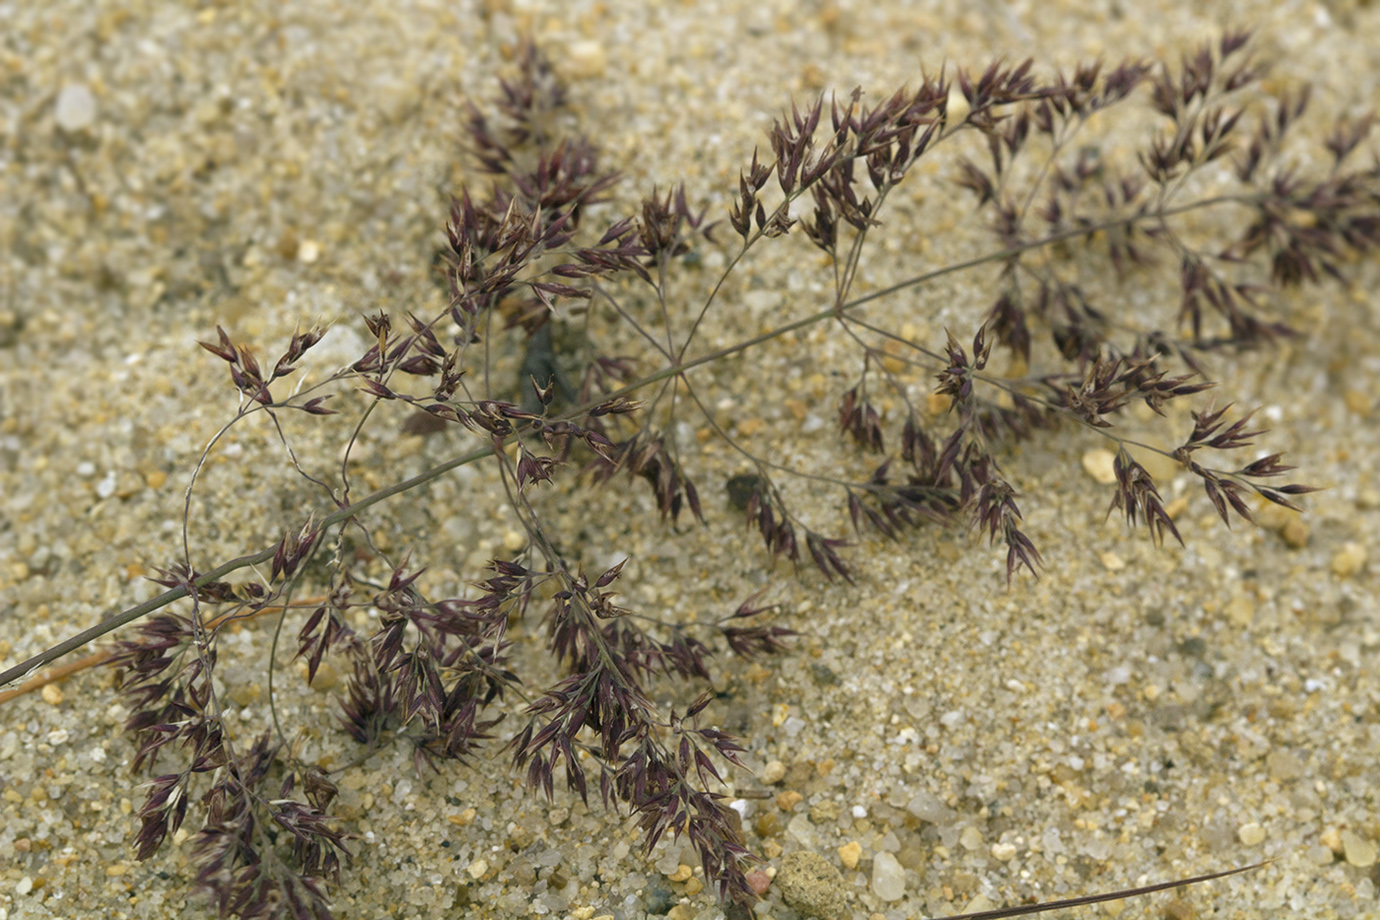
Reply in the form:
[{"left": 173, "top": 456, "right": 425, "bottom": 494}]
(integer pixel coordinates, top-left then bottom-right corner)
[{"left": 2, "top": 1, "right": 1378, "bottom": 919}]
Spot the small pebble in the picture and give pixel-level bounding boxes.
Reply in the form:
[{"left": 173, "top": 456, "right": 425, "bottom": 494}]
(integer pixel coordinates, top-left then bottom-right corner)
[
  {"left": 447, "top": 807, "right": 476, "bottom": 827},
  {"left": 1306, "top": 844, "right": 1334, "bottom": 865},
  {"left": 306, "top": 660, "right": 338, "bottom": 692},
  {"left": 16, "top": 876, "right": 33, "bottom": 896},
  {"left": 871, "top": 851, "right": 905, "bottom": 901},
  {"left": 1341, "top": 830, "right": 1377, "bottom": 868},
  {"left": 566, "top": 40, "right": 608, "bottom": 78},
  {"left": 1331, "top": 541, "right": 1367, "bottom": 577},
  {"left": 55, "top": 83, "right": 97, "bottom": 132},
  {"left": 736, "top": 417, "right": 764, "bottom": 437},
  {"left": 41, "top": 683, "right": 63, "bottom": 705},
  {"left": 1082, "top": 448, "right": 1117, "bottom": 485},
  {"left": 778, "top": 851, "right": 848, "bottom": 920},
  {"left": 466, "top": 858, "right": 488, "bottom": 880},
  {"left": 643, "top": 884, "right": 675, "bottom": 914},
  {"left": 789, "top": 812, "right": 820, "bottom": 848},
  {"left": 1343, "top": 388, "right": 1372, "bottom": 415},
  {"left": 906, "top": 791, "right": 949, "bottom": 823},
  {"left": 1282, "top": 516, "right": 1310, "bottom": 548},
  {"left": 946, "top": 85, "right": 972, "bottom": 125},
  {"left": 1237, "top": 822, "right": 1266, "bottom": 846},
  {"left": 838, "top": 840, "right": 862, "bottom": 870},
  {"left": 990, "top": 842, "right": 1018, "bottom": 861},
  {"left": 964, "top": 895, "right": 995, "bottom": 915},
  {"left": 1226, "top": 594, "right": 1254, "bottom": 628},
  {"left": 880, "top": 339, "right": 907, "bottom": 373},
  {"left": 959, "top": 826, "right": 983, "bottom": 851},
  {"left": 755, "top": 811, "right": 783, "bottom": 838},
  {"left": 1266, "top": 749, "right": 1305, "bottom": 782}
]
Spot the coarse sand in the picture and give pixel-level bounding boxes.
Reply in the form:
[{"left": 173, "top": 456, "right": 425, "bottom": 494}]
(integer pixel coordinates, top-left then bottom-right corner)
[{"left": 2, "top": 2, "right": 1378, "bottom": 919}]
